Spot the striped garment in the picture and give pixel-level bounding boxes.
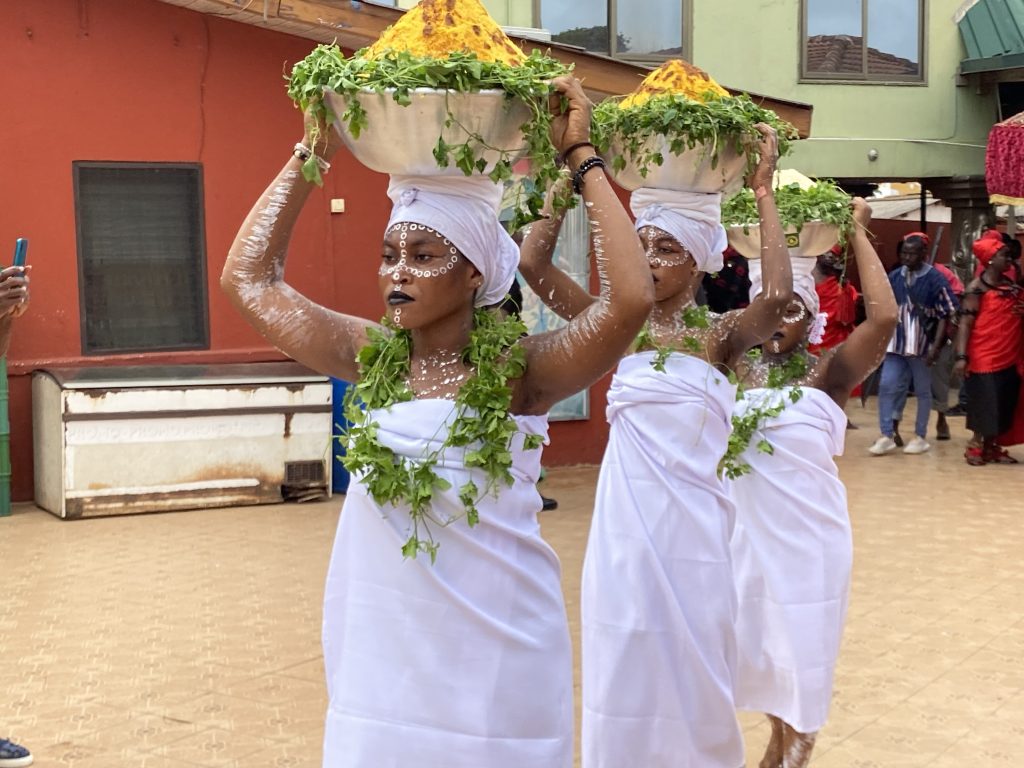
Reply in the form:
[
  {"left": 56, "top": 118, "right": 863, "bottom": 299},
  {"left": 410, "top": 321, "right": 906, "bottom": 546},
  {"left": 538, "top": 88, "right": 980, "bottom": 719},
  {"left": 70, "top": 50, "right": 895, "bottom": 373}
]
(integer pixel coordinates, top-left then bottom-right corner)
[{"left": 886, "top": 264, "right": 959, "bottom": 357}]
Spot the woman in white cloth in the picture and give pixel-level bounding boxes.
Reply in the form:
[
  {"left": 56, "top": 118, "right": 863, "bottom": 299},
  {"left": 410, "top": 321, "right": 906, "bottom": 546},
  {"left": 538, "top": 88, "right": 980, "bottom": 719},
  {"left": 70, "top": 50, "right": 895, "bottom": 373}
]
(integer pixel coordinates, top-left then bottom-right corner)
[
  {"left": 222, "top": 76, "right": 653, "bottom": 768},
  {"left": 729, "top": 198, "right": 897, "bottom": 768},
  {"left": 519, "top": 125, "right": 790, "bottom": 768}
]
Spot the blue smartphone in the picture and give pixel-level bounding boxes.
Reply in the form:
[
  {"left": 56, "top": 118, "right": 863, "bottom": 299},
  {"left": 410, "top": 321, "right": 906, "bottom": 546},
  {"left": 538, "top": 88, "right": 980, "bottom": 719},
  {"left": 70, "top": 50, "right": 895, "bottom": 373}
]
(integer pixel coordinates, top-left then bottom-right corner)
[{"left": 13, "top": 238, "right": 28, "bottom": 268}]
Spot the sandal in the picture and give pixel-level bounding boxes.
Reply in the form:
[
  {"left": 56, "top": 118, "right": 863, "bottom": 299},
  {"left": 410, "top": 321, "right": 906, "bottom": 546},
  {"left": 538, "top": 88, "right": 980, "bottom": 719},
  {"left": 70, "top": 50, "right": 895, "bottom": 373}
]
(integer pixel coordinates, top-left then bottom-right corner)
[
  {"left": 965, "top": 446, "right": 987, "bottom": 466},
  {"left": 984, "top": 446, "right": 1019, "bottom": 464}
]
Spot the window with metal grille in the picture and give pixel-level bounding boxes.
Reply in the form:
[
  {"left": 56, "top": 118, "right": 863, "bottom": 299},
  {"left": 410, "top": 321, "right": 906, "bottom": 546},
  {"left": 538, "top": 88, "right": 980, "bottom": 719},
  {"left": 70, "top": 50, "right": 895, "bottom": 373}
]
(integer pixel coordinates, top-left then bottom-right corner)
[{"left": 73, "top": 163, "right": 210, "bottom": 355}]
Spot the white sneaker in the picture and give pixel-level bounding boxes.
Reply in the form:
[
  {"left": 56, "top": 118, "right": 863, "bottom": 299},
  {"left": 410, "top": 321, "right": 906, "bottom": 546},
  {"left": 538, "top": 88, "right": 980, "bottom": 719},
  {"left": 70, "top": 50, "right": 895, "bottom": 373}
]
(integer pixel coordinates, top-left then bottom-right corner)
[
  {"left": 869, "top": 436, "right": 898, "bottom": 455},
  {"left": 903, "top": 436, "right": 931, "bottom": 454}
]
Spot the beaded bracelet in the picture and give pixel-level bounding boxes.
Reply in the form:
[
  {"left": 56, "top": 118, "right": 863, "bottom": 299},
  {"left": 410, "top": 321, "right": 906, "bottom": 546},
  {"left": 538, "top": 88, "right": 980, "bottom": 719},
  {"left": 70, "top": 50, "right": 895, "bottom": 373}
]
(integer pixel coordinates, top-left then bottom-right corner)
[
  {"left": 293, "top": 142, "right": 331, "bottom": 174},
  {"left": 572, "top": 155, "right": 606, "bottom": 195}
]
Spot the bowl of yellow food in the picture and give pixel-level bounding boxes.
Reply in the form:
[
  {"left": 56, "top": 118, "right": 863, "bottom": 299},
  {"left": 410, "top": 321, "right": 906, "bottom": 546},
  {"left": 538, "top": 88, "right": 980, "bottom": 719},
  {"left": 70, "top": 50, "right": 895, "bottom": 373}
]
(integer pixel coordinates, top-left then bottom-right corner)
[
  {"left": 323, "top": 86, "right": 532, "bottom": 177},
  {"left": 726, "top": 221, "right": 840, "bottom": 260}
]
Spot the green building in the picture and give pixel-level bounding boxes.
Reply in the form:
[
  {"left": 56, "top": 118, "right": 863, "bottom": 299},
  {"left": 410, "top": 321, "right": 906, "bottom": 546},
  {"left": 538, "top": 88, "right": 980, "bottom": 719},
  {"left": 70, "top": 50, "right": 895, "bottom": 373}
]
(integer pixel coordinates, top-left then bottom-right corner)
[{"left": 396, "top": 0, "right": 1014, "bottom": 271}]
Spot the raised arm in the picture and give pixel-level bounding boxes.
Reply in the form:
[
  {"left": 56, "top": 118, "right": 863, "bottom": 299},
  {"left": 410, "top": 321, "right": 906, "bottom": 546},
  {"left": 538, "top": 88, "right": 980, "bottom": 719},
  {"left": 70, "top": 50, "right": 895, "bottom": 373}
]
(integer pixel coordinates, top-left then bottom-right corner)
[
  {"left": 0, "top": 265, "right": 30, "bottom": 357},
  {"left": 719, "top": 125, "right": 792, "bottom": 367},
  {"left": 517, "top": 76, "right": 654, "bottom": 414},
  {"left": 824, "top": 198, "right": 898, "bottom": 402},
  {"left": 518, "top": 176, "right": 597, "bottom": 321},
  {"left": 221, "top": 109, "right": 380, "bottom": 382}
]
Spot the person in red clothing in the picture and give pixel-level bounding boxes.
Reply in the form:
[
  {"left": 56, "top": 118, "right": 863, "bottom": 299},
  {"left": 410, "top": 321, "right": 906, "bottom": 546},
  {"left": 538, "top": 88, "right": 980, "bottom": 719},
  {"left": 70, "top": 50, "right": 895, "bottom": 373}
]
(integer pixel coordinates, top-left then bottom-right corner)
[
  {"left": 954, "top": 231, "right": 1024, "bottom": 465},
  {"left": 809, "top": 245, "right": 858, "bottom": 354}
]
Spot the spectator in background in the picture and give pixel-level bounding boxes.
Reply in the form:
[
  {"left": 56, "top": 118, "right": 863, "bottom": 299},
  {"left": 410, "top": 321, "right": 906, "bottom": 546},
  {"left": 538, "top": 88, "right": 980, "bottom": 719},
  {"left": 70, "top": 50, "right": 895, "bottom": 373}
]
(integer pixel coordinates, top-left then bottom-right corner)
[
  {"left": 892, "top": 260, "right": 963, "bottom": 444},
  {"left": 869, "top": 232, "right": 958, "bottom": 456},
  {"left": 701, "top": 246, "right": 750, "bottom": 313},
  {"left": 809, "top": 244, "right": 859, "bottom": 354},
  {"left": 1, "top": 263, "right": 33, "bottom": 768},
  {"left": 955, "top": 231, "right": 1024, "bottom": 465}
]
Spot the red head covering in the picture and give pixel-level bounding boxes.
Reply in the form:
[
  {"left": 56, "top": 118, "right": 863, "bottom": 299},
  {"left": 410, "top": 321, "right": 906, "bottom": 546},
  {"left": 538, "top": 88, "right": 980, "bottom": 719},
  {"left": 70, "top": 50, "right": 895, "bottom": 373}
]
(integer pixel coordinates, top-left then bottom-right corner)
[
  {"left": 829, "top": 244, "right": 844, "bottom": 256},
  {"left": 902, "top": 231, "right": 931, "bottom": 247},
  {"left": 972, "top": 230, "right": 1005, "bottom": 268}
]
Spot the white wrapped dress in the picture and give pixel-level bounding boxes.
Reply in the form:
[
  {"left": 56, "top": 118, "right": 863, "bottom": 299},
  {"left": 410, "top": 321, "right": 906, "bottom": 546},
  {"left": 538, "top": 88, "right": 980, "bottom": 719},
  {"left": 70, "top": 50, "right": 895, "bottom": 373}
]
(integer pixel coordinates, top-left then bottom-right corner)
[
  {"left": 581, "top": 351, "right": 745, "bottom": 768},
  {"left": 322, "top": 399, "right": 573, "bottom": 768},
  {"left": 728, "top": 386, "right": 852, "bottom": 733}
]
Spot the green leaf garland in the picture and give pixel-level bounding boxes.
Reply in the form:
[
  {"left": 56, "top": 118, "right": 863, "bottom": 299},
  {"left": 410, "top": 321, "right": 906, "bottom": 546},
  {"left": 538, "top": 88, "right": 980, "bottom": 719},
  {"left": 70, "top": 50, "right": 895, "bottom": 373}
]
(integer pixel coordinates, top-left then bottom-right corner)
[
  {"left": 591, "top": 92, "right": 798, "bottom": 180},
  {"left": 287, "top": 45, "right": 573, "bottom": 231},
  {"left": 341, "top": 308, "right": 539, "bottom": 563}
]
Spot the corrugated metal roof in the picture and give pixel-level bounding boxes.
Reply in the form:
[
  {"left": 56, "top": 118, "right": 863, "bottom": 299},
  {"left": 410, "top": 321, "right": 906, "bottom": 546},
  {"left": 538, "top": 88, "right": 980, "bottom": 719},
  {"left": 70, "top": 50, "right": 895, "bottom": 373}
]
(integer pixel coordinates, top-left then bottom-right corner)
[{"left": 959, "top": 0, "right": 1024, "bottom": 72}]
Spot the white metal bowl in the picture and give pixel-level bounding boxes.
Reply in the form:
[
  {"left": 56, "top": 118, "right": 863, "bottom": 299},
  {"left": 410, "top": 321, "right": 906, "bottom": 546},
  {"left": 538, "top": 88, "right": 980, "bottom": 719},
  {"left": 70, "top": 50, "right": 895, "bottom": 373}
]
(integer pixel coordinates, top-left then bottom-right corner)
[
  {"left": 323, "top": 87, "right": 532, "bottom": 176},
  {"left": 605, "top": 134, "right": 749, "bottom": 194},
  {"left": 726, "top": 220, "right": 840, "bottom": 260}
]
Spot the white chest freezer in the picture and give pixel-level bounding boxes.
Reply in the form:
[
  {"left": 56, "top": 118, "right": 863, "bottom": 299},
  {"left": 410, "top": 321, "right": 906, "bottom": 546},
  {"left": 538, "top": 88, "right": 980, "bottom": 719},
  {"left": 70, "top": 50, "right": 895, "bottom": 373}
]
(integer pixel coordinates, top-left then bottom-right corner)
[{"left": 32, "top": 362, "right": 333, "bottom": 519}]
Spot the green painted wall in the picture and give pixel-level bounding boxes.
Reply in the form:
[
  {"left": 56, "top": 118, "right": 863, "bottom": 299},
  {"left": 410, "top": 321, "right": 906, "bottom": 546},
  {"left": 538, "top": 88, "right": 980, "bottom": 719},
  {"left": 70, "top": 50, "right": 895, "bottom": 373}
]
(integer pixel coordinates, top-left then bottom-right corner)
[
  {"left": 690, "top": 0, "right": 996, "bottom": 179},
  {"left": 491, "top": 0, "right": 996, "bottom": 179}
]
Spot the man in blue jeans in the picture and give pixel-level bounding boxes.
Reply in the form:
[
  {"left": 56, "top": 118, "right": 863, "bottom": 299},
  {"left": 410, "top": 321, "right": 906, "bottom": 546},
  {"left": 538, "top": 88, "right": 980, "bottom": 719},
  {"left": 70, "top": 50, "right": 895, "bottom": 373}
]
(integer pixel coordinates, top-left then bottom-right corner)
[{"left": 870, "top": 232, "right": 958, "bottom": 456}]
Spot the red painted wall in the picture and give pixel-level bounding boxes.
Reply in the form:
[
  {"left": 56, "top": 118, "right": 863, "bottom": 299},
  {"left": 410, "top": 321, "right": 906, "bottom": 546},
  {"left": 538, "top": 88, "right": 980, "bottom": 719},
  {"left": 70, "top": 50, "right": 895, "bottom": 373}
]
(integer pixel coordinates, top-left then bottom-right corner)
[{"left": 0, "top": 0, "right": 612, "bottom": 502}]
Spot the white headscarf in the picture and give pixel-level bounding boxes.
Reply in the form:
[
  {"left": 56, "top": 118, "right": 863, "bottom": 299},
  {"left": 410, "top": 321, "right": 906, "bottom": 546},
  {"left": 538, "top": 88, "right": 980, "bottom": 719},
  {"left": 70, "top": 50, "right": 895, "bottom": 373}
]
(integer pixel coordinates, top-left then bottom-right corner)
[
  {"left": 630, "top": 188, "right": 728, "bottom": 273},
  {"left": 748, "top": 257, "right": 828, "bottom": 344},
  {"left": 387, "top": 175, "right": 518, "bottom": 308}
]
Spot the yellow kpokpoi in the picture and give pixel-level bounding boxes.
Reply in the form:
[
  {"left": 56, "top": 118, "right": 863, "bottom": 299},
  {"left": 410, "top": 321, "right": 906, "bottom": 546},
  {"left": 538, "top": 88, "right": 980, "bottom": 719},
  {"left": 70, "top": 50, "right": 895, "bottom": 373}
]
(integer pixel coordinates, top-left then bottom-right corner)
[
  {"left": 619, "top": 59, "right": 730, "bottom": 109},
  {"left": 365, "top": 0, "right": 526, "bottom": 65}
]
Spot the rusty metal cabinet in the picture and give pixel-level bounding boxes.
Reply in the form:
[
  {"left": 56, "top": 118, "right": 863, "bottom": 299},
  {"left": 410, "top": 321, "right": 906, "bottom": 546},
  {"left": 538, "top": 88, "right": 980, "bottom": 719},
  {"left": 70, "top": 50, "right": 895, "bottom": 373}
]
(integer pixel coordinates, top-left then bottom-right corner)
[{"left": 32, "top": 363, "right": 332, "bottom": 519}]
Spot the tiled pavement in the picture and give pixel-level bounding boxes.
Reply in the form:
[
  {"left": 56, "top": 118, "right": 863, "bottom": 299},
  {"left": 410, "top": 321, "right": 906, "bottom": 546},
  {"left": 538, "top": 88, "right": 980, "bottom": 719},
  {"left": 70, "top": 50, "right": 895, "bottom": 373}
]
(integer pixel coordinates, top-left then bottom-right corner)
[{"left": 3, "top": 401, "right": 1024, "bottom": 766}]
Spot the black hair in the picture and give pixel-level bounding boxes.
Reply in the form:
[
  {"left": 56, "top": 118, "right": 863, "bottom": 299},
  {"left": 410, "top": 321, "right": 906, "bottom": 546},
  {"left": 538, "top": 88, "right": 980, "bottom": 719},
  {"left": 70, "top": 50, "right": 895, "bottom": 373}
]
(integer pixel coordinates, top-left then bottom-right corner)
[{"left": 498, "top": 278, "right": 524, "bottom": 319}]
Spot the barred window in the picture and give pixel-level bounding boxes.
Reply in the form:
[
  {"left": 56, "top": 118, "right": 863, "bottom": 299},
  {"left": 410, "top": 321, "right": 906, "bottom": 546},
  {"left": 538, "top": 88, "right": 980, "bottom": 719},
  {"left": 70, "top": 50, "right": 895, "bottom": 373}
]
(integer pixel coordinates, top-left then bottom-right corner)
[{"left": 73, "top": 163, "right": 209, "bottom": 355}]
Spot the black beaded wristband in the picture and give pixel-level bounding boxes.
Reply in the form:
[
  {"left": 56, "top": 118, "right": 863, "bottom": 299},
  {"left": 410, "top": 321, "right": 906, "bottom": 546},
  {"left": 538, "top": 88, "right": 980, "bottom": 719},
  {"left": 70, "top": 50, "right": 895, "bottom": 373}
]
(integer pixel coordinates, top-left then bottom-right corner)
[
  {"left": 572, "top": 155, "right": 606, "bottom": 195},
  {"left": 955, "top": 353, "right": 969, "bottom": 361}
]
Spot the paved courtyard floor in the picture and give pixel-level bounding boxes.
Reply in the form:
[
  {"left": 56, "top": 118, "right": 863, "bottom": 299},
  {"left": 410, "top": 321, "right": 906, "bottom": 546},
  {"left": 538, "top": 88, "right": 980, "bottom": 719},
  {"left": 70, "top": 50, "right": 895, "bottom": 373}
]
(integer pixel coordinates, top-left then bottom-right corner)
[{"left": 3, "top": 401, "right": 1024, "bottom": 766}]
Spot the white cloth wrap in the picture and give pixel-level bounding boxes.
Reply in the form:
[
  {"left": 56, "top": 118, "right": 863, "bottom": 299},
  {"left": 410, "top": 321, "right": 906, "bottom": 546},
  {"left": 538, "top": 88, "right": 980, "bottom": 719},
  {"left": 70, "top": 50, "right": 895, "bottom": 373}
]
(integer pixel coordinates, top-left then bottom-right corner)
[
  {"left": 387, "top": 175, "right": 518, "bottom": 307},
  {"left": 748, "top": 256, "right": 820, "bottom": 316},
  {"left": 726, "top": 387, "right": 852, "bottom": 733},
  {"left": 322, "top": 400, "right": 572, "bottom": 768},
  {"left": 582, "top": 351, "right": 744, "bottom": 768},
  {"left": 630, "top": 188, "right": 727, "bottom": 273}
]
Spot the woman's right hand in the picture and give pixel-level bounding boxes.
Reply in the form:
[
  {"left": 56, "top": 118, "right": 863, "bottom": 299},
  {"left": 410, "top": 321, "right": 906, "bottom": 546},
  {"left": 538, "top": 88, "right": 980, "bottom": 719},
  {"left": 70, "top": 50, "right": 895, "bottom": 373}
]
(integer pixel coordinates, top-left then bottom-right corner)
[
  {"left": 852, "top": 197, "right": 872, "bottom": 231},
  {"left": 548, "top": 76, "right": 594, "bottom": 160},
  {"left": 0, "top": 266, "right": 30, "bottom": 318},
  {"left": 954, "top": 358, "right": 969, "bottom": 379},
  {"left": 302, "top": 102, "right": 346, "bottom": 162},
  {"left": 746, "top": 123, "right": 779, "bottom": 192}
]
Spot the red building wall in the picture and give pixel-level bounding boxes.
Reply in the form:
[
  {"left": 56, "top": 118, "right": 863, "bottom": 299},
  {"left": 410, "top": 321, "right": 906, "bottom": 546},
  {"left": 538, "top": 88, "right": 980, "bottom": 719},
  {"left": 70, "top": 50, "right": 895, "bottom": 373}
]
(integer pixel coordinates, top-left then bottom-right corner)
[{"left": 0, "top": 0, "right": 611, "bottom": 502}]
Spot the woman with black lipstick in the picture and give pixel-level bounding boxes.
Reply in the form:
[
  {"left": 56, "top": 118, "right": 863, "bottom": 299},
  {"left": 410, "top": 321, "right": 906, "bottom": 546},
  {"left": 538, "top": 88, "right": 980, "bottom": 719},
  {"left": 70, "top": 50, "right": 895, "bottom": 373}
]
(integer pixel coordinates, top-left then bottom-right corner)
[{"left": 223, "top": 76, "right": 652, "bottom": 768}]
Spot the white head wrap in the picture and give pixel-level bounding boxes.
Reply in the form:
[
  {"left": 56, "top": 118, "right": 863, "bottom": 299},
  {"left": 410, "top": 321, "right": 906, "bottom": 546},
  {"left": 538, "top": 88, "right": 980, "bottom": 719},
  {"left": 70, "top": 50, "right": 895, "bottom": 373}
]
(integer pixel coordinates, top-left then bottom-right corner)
[
  {"left": 630, "top": 188, "right": 728, "bottom": 273},
  {"left": 749, "top": 257, "right": 828, "bottom": 344},
  {"left": 387, "top": 175, "right": 518, "bottom": 308}
]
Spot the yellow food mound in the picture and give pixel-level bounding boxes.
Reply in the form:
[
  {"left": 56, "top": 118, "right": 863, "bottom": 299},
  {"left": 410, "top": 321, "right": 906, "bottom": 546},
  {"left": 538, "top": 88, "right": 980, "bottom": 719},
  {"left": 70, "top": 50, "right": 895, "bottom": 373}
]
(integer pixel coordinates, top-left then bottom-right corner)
[
  {"left": 619, "top": 59, "right": 729, "bottom": 109},
  {"left": 365, "top": 0, "right": 525, "bottom": 65}
]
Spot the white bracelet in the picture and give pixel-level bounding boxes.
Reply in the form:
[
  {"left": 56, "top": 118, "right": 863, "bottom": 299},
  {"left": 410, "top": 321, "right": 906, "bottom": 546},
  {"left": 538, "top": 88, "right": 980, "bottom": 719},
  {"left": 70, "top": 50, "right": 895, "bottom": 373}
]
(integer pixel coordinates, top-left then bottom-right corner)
[{"left": 293, "top": 143, "right": 330, "bottom": 174}]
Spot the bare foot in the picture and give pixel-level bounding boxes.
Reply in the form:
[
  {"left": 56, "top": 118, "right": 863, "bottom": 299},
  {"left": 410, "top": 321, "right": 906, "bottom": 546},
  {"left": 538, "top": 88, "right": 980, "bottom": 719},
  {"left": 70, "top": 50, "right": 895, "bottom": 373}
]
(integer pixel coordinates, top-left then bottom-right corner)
[
  {"left": 759, "top": 715, "right": 784, "bottom": 768},
  {"left": 781, "top": 722, "right": 818, "bottom": 767}
]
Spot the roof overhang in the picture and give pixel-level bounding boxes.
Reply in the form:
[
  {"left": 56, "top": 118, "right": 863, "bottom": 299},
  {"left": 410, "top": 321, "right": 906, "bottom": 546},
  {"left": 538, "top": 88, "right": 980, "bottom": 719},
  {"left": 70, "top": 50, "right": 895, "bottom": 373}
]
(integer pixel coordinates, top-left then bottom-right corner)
[{"left": 155, "top": 0, "right": 813, "bottom": 137}]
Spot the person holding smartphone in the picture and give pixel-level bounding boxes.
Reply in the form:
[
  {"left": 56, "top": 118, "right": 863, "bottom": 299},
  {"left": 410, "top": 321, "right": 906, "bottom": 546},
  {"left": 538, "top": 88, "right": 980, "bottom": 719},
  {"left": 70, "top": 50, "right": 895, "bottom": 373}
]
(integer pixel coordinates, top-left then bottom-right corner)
[{"left": 1, "top": 243, "right": 32, "bottom": 768}]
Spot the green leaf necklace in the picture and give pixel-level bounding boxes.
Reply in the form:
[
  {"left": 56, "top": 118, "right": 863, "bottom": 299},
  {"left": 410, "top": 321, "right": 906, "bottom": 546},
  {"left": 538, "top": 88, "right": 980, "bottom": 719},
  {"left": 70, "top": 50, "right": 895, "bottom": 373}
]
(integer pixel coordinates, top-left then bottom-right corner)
[{"left": 341, "top": 308, "right": 543, "bottom": 563}]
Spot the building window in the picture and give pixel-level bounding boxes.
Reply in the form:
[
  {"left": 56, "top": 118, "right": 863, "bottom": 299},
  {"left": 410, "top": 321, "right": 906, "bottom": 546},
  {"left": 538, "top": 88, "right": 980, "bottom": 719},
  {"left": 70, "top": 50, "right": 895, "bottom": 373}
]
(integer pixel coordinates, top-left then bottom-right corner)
[
  {"left": 802, "top": 0, "right": 924, "bottom": 82},
  {"left": 73, "top": 163, "right": 209, "bottom": 355},
  {"left": 537, "top": 0, "right": 685, "bottom": 61}
]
